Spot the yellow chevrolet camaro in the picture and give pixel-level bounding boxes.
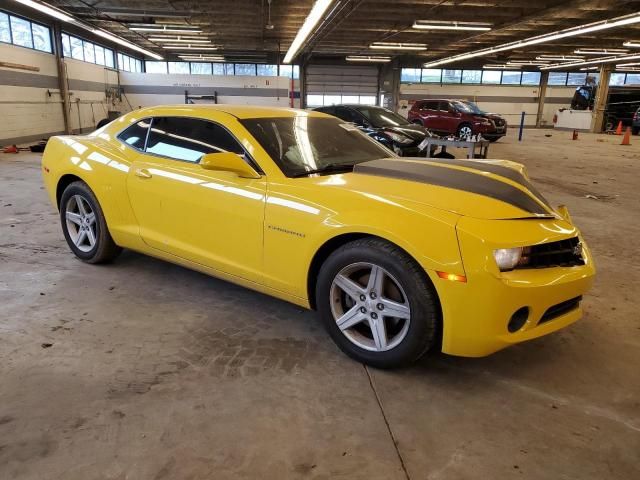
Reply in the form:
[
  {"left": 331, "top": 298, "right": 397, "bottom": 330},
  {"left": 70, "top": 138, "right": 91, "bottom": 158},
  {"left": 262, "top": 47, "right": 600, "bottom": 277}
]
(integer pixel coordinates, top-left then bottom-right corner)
[{"left": 41, "top": 105, "right": 595, "bottom": 367}]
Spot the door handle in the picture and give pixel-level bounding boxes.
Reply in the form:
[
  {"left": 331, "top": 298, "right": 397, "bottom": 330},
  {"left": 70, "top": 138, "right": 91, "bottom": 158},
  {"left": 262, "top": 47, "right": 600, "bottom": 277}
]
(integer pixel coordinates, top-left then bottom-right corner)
[{"left": 135, "top": 168, "right": 152, "bottom": 179}]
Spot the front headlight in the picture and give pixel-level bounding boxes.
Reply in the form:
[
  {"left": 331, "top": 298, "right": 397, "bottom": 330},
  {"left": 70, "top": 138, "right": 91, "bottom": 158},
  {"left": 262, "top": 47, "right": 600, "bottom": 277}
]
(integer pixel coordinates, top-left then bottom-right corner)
[
  {"left": 385, "top": 131, "right": 413, "bottom": 145},
  {"left": 493, "top": 248, "right": 523, "bottom": 271}
]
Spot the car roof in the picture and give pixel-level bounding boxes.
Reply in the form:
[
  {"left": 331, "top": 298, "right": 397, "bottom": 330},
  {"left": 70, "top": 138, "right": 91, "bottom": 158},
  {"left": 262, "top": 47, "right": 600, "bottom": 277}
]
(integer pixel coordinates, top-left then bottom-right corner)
[{"left": 132, "top": 104, "right": 329, "bottom": 119}]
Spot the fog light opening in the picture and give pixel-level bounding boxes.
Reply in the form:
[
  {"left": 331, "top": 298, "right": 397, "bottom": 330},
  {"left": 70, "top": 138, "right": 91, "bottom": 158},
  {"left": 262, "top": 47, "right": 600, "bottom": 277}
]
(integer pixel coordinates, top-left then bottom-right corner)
[{"left": 508, "top": 307, "right": 530, "bottom": 333}]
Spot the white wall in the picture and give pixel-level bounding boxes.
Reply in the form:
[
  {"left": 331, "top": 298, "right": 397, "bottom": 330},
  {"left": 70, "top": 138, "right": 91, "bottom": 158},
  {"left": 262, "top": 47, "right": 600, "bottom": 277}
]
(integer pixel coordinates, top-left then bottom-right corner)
[
  {"left": 0, "top": 43, "right": 64, "bottom": 144},
  {"left": 120, "top": 72, "right": 299, "bottom": 109},
  {"left": 399, "top": 82, "right": 576, "bottom": 127}
]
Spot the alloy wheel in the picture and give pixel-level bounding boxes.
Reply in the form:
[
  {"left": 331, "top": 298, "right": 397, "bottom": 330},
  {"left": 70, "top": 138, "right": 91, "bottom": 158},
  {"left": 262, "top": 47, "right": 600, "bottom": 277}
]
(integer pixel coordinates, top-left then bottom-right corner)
[
  {"left": 330, "top": 262, "right": 411, "bottom": 352},
  {"left": 458, "top": 125, "right": 473, "bottom": 139},
  {"left": 65, "top": 194, "right": 97, "bottom": 253}
]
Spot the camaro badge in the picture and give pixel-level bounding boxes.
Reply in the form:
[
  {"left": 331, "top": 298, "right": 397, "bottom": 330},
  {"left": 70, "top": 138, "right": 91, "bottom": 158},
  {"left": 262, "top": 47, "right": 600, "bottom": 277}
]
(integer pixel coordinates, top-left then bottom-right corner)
[{"left": 573, "top": 242, "right": 583, "bottom": 257}]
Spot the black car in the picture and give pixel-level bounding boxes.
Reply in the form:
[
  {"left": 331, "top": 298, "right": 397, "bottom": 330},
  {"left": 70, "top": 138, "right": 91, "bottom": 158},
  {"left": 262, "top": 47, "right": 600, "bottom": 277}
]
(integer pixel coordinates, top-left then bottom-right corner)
[{"left": 313, "top": 104, "right": 437, "bottom": 156}]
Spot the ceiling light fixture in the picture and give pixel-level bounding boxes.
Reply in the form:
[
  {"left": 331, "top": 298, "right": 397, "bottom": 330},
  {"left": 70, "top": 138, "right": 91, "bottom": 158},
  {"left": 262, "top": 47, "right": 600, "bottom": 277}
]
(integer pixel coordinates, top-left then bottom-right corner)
[
  {"left": 370, "top": 42, "right": 427, "bottom": 51},
  {"left": 483, "top": 64, "right": 520, "bottom": 69},
  {"left": 92, "top": 29, "right": 163, "bottom": 59},
  {"left": 13, "top": 0, "right": 74, "bottom": 22},
  {"left": 12, "top": 0, "right": 163, "bottom": 59},
  {"left": 162, "top": 45, "right": 219, "bottom": 51},
  {"left": 579, "top": 66, "right": 599, "bottom": 71},
  {"left": 541, "top": 51, "right": 640, "bottom": 70},
  {"left": 129, "top": 25, "right": 203, "bottom": 33},
  {"left": 179, "top": 56, "right": 225, "bottom": 62},
  {"left": 148, "top": 37, "right": 211, "bottom": 43},
  {"left": 617, "top": 61, "right": 640, "bottom": 67},
  {"left": 623, "top": 41, "right": 640, "bottom": 48},
  {"left": 574, "top": 48, "right": 628, "bottom": 55},
  {"left": 536, "top": 55, "right": 584, "bottom": 61},
  {"left": 423, "top": 12, "right": 640, "bottom": 68},
  {"left": 507, "top": 60, "right": 550, "bottom": 65},
  {"left": 412, "top": 20, "right": 492, "bottom": 31},
  {"left": 283, "top": 0, "right": 335, "bottom": 64},
  {"left": 345, "top": 55, "right": 391, "bottom": 62}
]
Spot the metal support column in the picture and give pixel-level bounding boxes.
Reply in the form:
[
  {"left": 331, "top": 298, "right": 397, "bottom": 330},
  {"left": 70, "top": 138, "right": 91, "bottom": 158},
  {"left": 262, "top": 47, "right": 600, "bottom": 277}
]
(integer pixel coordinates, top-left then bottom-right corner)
[
  {"left": 53, "top": 22, "right": 72, "bottom": 134},
  {"left": 536, "top": 71, "right": 549, "bottom": 128},
  {"left": 591, "top": 64, "right": 612, "bottom": 133}
]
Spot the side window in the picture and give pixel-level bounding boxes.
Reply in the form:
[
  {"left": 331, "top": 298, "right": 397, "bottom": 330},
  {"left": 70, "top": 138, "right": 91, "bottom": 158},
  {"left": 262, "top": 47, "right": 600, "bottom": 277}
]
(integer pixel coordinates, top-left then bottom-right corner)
[
  {"left": 145, "top": 117, "right": 244, "bottom": 162},
  {"left": 117, "top": 119, "right": 150, "bottom": 150},
  {"left": 439, "top": 101, "right": 451, "bottom": 112},
  {"left": 424, "top": 101, "right": 438, "bottom": 110},
  {"left": 335, "top": 107, "right": 361, "bottom": 125}
]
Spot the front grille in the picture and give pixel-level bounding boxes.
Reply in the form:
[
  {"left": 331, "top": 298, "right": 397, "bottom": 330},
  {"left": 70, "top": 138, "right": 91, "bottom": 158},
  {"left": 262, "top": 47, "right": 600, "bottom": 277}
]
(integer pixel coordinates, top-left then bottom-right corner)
[
  {"left": 539, "top": 296, "right": 582, "bottom": 324},
  {"left": 519, "top": 237, "right": 585, "bottom": 269}
]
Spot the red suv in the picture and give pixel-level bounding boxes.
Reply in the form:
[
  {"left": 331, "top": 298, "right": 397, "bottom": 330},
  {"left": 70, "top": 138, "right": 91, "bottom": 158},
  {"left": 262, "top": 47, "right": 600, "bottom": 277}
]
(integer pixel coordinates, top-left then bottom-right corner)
[{"left": 408, "top": 99, "right": 507, "bottom": 142}]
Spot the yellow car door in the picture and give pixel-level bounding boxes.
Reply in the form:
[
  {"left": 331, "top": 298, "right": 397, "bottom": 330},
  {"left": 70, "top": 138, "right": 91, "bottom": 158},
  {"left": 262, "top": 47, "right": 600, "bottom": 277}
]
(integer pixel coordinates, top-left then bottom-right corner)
[{"left": 125, "top": 115, "right": 266, "bottom": 283}]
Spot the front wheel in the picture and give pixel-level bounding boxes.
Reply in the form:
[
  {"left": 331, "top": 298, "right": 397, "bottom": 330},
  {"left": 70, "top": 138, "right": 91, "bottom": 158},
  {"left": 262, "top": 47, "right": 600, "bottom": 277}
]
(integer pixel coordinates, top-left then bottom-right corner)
[
  {"left": 316, "top": 238, "right": 439, "bottom": 368},
  {"left": 457, "top": 123, "right": 473, "bottom": 139},
  {"left": 60, "top": 181, "right": 122, "bottom": 263}
]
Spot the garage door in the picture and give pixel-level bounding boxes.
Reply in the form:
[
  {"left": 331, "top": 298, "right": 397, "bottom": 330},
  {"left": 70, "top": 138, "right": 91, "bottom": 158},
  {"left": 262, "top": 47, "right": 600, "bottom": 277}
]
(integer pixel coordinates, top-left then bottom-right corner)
[{"left": 306, "top": 65, "right": 379, "bottom": 107}]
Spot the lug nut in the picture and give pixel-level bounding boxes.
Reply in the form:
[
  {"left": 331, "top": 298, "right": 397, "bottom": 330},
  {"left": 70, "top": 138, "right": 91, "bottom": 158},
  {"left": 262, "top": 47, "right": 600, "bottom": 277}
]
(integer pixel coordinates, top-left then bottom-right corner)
[
  {"left": 377, "top": 303, "right": 384, "bottom": 311},
  {"left": 371, "top": 312, "right": 378, "bottom": 319},
  {"left": 360, "top": 307, "right": 367, "bottom": 314},
  {"left": 370, "top": 292, "right": 377, "bottom": 299},
  {"left": 359, "top": 294, "right": 366, "bottom": 301}
]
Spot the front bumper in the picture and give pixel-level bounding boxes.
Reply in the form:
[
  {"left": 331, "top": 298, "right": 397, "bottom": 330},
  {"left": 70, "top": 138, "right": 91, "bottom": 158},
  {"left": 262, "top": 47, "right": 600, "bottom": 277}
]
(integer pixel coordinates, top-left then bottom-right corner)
[{"left": 434, "top": 216, "right": 595, "bottom": 357}]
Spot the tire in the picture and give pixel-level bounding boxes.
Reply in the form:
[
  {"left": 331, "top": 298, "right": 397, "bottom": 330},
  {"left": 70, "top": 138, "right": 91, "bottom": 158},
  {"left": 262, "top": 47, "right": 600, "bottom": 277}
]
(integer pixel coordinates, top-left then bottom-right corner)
[
  {"left": 456, "top": 123, "right": 473, "bottom": 139},
  {"left": 316, "top": 238, "right": 439, "bottom": 368},
  {"left": 96, "top": 118, "right": 110, "bottom": 129},
  {"left": 59, "top": 181, "right": 122, "bottom": 264}
]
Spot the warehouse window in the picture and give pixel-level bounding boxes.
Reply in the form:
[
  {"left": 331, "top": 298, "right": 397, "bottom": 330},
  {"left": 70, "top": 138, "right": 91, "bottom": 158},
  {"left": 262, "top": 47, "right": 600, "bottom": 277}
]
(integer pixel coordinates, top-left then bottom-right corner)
[
  {"left": 235, "top": 63, "right": 257, "bottom": 75},
  {"left": 119, "top": 52, "right": 142, "bottom": 72},
  {"left": 442, "top": 69, "right": 462, "bottom": 83},
  {"left": 62, "top": 33, "right": 115, "bottom": 68},
  {"left": 521, "top": 71, "right": 541, "bottom": 85},
  {"left": 400, "top": 68, "right": 421, "bottom": 83},
  {"left": 190, "top": 62, "right": 212, "bottom": 75},
  {"left": 482, "top": 70, "right": 501, "bottom": 84},
  {"left": 421, "top": 69, "right": 442, "bottom": 83},
  {"left": 548, "top": 72, "right": 568, "bottom": 85},
  {"left": 461, "top": 70, "right": 482, "bottom": 83},
  {"left": 146, "top": 61, "right": 167, "bottom": 74},
  {"left": 609, "top": 73, "right": 626, "bottom": 86},
  {"left": 279, "top": 65, "right": 300, "bottom": 79},
  {"left": 0, "top": 11, "right": 52, "bottom": 53},
  {"left": 567, "top": 73, "right": 587, "bottom": 86},
  {"left": 257, "top": 64, "right": 278, "bottom": 76},
  {"left": 625, "top": 73, "right": 640, "bottom": 84},
  {"left": 168, "top": 62, "right": 190, "bottom": 74},
  {"left": 501, "top": 71, "right": 521, "bottom": 85}
]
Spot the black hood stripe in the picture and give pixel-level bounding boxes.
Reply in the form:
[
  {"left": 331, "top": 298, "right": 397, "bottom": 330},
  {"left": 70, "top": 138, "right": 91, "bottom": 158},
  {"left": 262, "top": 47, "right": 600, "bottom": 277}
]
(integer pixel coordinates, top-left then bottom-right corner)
[
  {"left": 423, "top": 158, "right": 551, "bottom": 208},
  {"left": 353, "top": 159, "right": 549, "bottom": 215}
]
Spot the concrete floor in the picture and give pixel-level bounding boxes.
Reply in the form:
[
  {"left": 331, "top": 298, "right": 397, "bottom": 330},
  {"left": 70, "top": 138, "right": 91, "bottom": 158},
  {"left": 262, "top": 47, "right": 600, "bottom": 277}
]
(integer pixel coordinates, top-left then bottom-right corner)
[{"left": 1, "top": 128, "right": 639, "bottom": 480}]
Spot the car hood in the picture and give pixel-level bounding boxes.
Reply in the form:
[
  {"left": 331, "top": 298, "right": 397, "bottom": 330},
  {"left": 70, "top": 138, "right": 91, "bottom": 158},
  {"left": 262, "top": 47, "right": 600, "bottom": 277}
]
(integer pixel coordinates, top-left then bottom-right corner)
[{"left": 339, "top": 158, "right": 557, "bottom": 220}]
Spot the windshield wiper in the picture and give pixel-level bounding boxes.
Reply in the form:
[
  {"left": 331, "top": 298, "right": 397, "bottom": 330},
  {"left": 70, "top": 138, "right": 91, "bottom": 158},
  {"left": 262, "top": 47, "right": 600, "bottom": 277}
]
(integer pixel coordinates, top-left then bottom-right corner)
[{"left": 291, "top": 163, "right": 355, "bottom": 178}]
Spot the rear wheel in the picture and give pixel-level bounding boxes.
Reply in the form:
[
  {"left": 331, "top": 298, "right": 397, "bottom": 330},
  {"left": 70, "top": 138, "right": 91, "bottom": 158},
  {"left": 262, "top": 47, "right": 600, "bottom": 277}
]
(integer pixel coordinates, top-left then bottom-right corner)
[
  {"left": 316, "top": 238, "right": 439, "bottom": 368},
  {"left": 60, "top": 181, "right": 121, "bottom": 263},
  {"left": 457, "top": 123, "right": 473, "bottom": 139}
]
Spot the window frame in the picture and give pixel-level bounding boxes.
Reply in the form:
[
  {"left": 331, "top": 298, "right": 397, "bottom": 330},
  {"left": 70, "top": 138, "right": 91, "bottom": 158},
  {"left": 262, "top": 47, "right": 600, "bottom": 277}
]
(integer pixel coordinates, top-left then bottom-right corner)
[
  {"left": 0, "top": 10, "right": 52, "bottom": 53},
  {"left": 116, "top": 118, "right": 152, "bottom": 152},
  {"left": 118, "top": 116, "right": 262, "bottom": 173}
]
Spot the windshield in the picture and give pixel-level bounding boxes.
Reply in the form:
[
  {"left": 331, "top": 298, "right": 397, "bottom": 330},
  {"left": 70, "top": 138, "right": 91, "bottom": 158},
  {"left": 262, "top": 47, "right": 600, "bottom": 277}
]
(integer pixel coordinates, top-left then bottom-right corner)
[
  {"left": 240, "top": 116, "right": 393, "bottom": 177},
  {"left": 354, "top": 106, "right": 411, "bottom": 128},
  {"left": 452, "top": 101, "right": 485, "bottom": 115}
]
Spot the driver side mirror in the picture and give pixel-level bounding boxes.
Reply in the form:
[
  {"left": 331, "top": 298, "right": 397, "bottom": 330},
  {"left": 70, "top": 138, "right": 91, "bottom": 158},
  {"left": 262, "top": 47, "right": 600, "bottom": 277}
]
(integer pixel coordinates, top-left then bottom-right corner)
[{"left": 199, "top": 152, "right": 261, "bottom": 179}]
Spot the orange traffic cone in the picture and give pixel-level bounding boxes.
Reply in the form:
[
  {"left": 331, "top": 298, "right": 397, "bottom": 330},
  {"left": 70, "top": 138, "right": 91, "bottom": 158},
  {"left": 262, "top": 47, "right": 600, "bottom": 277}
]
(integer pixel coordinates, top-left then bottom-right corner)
[
  {"left": 2, "top": 145, "right": 18, "bottom": 153},
  {"left": 621, "top": 126, "right": 631, "bottom": 145},
  {"left": 572, "top": 129, "right": 579, "bottom": 140},
  {"left": 615, "top": 121, "right": 623, "bottom": 135}
]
